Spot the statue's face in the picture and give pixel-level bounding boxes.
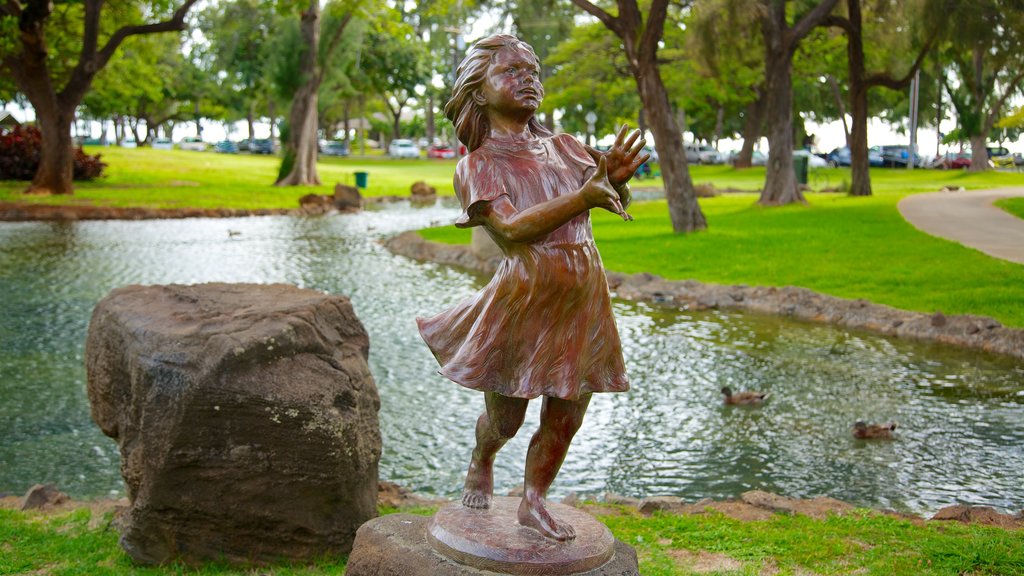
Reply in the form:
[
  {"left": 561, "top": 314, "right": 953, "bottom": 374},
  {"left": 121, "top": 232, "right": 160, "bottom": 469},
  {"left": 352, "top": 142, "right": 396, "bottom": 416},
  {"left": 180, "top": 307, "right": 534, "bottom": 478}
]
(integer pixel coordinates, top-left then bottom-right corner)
[{"left": 478, "top": 45, "right": 543, "bottom": 118}]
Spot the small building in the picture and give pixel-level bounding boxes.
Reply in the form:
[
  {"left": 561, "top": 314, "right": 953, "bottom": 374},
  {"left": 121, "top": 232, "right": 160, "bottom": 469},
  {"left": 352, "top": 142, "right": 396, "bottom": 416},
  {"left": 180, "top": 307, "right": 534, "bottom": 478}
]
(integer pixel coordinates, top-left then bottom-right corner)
[{"left": 0, "top": 110, "right": 21, "bottom": 131}]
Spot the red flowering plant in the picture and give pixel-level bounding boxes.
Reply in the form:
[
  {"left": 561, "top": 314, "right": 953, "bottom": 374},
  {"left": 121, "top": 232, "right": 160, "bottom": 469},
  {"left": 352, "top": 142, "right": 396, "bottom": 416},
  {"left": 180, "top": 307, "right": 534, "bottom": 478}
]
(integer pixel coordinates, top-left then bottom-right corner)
[{"left": 0, "top": 126, "right": 106, "bottom": 181}]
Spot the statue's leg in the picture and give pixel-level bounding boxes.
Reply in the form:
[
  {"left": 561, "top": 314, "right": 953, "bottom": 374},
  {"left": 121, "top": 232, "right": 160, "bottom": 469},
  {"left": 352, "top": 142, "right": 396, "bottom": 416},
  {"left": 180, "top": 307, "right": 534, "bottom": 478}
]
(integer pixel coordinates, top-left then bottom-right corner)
[
  {"left": 517, "top": 393, "right": 592, "bottom": 541},
  {"left": 462, "top": 392, "right": 528, "bottom": 509}
]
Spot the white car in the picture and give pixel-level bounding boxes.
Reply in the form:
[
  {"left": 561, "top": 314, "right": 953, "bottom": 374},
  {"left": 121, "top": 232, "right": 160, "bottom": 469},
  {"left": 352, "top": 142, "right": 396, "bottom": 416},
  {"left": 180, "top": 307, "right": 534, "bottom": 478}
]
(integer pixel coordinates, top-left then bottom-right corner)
[
  {"left": 793, "top": 149, "right": 828, "bottom": 168},
  {"left": 179, "top": 137, "right": 207, "bottom": 152},
  {"left": 152, "top": 137, "right": 173, "bottom": 150},
  {"left": 388, "top": 139, "right": 420, "bottom": 159}
]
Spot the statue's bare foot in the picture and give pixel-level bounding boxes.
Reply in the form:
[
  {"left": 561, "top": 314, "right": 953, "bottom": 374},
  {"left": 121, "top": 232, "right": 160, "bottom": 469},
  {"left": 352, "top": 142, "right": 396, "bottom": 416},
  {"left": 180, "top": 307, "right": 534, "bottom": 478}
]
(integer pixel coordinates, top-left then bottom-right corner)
[
  {"left": 517, "top": 494, "right": 576, "bottom": 541},
  {"left": 461, "top": 459, "right": 493, "bottom": 509}
]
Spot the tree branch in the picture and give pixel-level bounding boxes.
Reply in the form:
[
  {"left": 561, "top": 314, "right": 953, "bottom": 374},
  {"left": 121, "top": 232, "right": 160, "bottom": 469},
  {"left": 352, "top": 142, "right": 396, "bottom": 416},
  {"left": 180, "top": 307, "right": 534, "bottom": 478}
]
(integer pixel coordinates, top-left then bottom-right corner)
[
  {"left": 95, "top": 0, "right": 200, "bottom": 72},
  {"left": 986, "top": 68, "right": 1024, "bottom": 130},
  {"left": 790, "top": 0, "right": 841, "bottom": 44},
  {"left": 639, "top": 0, "right": 669, "bottom": 59},
  {"left": 821, "top": 14, "right": 852, "bottom": 35},
  {"left": 317, "top": 11, "right": 355, "bottom": 84},
  {"left": 569, "top": 0, "right": 622, "bottom": 36},
  {"left": 864, "top": 33, "right": 934, "bottom": 90}
]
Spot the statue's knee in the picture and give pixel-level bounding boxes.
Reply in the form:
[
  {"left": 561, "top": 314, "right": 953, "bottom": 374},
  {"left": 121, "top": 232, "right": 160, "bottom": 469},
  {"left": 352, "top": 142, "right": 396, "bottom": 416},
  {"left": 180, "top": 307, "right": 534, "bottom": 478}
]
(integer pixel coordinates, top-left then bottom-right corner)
[{"left": 493, "top": 417, "right": 524, "bottom": 439}]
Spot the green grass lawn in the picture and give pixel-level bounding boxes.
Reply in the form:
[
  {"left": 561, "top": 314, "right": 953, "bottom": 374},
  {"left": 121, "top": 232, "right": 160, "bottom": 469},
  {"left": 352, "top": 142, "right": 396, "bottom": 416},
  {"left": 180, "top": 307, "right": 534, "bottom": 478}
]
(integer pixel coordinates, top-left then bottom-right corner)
[
  {"left": 996, "top": 197, "right": 1024, "bottom": 219},
  {"left": 422, "top": 169, "right": 1024, "bottom": 328},
  {"left": 3, "top": 505, "right": 1021, "bottom": 575},
  {"left": 0, "top": 147, "right": 457, "bottom": 210}
]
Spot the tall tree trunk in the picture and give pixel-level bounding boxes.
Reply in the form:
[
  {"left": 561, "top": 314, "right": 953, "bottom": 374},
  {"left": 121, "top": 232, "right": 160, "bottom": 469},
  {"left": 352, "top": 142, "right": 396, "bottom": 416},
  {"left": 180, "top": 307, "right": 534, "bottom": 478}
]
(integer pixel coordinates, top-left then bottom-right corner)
[
  {"left": 845, "top": 0, "right": 871, "bottom": 197},
  {"left": 712, "top": 104, "right": 724, "bottom": 149},
  {"left": 969, "top": 133, "right": 988, "bottom": 172},
  {"left": 246, "top": 103, "right": 255, "bottom": 145},
  {"left": 760, "top": 49, "right": 802, "bottom": 204},
  {"left": 570, "top": 0, "right": 705, "bottom": 233},
  {"left": 758, "top": 0, "right": 841, "bottom": 205},
  {"left": 848, "top": 79, "right": 871, "bottom": 196},
  {"left": 827, "top": 75, "right": 850, "bottom": 145},
  {"left": 276, "top": 0, "right": 322, "bottom": 186},
  {"left": 637, "top": 64, "right": 706, "bottom": 232},
  {"left": 30, "top": 108, "right": 76, "bottom": 195},
  {"left": 736, "top": 90, "right": 764, "bottom": 169},
  {"left": 425, "top": 93, "right": 435, "bottom": 142}
]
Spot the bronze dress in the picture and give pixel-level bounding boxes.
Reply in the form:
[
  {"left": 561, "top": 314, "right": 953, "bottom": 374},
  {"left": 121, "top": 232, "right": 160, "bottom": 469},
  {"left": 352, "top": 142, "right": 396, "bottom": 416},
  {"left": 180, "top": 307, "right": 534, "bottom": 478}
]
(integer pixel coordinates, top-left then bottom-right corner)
[{"left": 417, "top": 133, "right": 628, "bottom": 401}]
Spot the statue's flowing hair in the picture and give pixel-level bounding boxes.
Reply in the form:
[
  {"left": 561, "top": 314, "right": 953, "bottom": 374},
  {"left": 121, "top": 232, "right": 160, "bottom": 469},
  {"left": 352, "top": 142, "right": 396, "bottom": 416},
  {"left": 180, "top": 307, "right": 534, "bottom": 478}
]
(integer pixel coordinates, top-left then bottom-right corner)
[{"left": 444, "top": 34, "right": 552, "bottom": 152}]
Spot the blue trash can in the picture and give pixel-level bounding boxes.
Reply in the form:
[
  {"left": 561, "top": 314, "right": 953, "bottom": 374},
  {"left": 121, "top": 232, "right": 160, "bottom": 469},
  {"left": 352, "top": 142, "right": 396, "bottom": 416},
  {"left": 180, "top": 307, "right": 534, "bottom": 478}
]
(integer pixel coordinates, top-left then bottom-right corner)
[{"left": 354, "top": 171, "right": 368, "bottom": 189}]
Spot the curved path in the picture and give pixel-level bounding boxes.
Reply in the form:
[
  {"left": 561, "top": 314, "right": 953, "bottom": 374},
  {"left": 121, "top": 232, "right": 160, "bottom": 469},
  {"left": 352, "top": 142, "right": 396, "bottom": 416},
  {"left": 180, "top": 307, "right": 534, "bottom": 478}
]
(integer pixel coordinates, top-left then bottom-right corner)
[{"left": 898, "top": 187, "right": 1024, "bottom": 265}]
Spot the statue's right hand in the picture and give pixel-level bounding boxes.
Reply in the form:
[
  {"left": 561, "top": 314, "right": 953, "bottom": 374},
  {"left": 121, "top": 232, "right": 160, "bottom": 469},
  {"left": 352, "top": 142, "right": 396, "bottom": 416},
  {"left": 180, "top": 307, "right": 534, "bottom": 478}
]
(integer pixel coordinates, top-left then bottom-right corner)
[{"left": 582, "top": 156, "right": 630, "bottom": 220}]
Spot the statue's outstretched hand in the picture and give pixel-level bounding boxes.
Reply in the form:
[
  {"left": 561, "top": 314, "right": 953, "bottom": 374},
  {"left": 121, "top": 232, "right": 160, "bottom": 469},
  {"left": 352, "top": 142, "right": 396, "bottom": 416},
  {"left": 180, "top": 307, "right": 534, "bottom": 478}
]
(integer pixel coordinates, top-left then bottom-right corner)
[
  {"left": 585, "top": 124, "right": 650, "bottom": 189},
  {"left": 582, "top": 156, "right": 632, "bottom": 221}
]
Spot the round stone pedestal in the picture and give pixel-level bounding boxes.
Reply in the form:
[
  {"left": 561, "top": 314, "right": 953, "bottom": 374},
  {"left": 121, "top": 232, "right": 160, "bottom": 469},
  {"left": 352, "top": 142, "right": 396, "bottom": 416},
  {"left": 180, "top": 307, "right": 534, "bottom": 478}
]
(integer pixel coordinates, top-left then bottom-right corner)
[
  {"left": 344, "top": 500, "right": 639, "bottom": 576},
  {"left": 427, "top": 497, "right": 614, "bottom": 574}
]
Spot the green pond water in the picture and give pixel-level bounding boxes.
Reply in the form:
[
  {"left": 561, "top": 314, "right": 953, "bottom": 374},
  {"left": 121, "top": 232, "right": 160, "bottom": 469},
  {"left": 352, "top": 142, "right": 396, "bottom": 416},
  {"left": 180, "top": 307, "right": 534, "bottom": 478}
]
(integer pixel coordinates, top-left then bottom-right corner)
[{"left": 0, "top": 201, "right": 1021, "bottom": 515}]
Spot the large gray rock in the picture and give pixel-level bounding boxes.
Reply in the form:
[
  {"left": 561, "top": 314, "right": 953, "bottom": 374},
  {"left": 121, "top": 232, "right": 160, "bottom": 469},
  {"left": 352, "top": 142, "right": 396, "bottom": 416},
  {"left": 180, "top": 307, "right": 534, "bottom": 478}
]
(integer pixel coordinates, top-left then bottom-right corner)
[{"left": 86, "top": 283, "right": 381, "bottom": 565}]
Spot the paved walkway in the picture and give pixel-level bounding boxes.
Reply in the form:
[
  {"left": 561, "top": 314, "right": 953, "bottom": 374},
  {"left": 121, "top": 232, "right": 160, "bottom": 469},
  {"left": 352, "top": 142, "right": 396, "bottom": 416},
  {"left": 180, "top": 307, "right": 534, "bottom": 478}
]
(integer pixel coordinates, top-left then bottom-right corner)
[{"left": 897, "top": 187, "right": 1024, "bottom": 265}]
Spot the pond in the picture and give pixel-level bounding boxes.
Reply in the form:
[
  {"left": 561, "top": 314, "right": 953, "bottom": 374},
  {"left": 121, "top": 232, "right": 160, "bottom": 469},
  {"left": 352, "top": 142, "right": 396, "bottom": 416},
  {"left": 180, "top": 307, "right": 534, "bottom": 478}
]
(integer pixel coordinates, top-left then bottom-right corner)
[{"left": 1, "top": 201, "right": 1021, "bottom": 515}]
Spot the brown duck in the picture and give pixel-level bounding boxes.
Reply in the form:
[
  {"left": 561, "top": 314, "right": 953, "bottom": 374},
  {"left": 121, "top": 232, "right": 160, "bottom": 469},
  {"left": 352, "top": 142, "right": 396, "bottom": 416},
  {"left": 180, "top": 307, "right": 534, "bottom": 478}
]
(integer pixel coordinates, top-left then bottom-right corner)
[
  {"left": 853, "top": 421, "right": 897, "bottom": 439},
  {"left": 721, "top": 386, "right": 769, "bottom": 406}
]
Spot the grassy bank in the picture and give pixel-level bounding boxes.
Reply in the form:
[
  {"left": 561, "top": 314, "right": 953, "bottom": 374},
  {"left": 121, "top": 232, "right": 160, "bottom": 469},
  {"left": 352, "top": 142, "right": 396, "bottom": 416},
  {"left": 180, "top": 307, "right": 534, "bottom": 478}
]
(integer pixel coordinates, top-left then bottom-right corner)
[
  {"left": 0, "top": 147, "right": 457, "bottom": 210},
  {"left": 4, "top": 150, "right": 1024, "bottom": 326},
  {"left": 997, "top": 197, "right": 1024, "bottom": 219},
  {"left": 3, "top": 504, "right": 1022, "bottom": 575}
]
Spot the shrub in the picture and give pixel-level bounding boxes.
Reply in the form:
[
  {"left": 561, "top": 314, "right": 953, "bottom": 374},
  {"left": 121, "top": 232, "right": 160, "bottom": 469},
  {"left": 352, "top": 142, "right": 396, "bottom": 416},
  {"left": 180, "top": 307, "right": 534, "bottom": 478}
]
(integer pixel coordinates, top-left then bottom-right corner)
[{"left": 0, "top": 125, "right": 107, "bottom": 181}]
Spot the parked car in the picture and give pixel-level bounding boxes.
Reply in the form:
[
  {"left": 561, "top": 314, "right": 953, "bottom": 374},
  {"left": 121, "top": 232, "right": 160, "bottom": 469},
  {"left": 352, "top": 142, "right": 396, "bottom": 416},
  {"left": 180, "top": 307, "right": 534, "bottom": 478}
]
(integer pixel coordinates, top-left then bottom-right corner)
[
  {"left": 388, "top": 138, "right": 420, "bottom": 159},
  {"left": 694, "top": 144, "right": 723, "bottom": 164},
  {"left": 179, "top": 137, "right": 207, "bottom": 152},
  {"left": 427, "top": 144, "right": 456, "bottom": 159},
  {"left": 250, "top": 138, "right": 275, "bottom": 154},
  {"left": 986, "top": 146, "right": 1010, "bottom": 158},
  {"left": 641, "top": 145, "right": 659, "bottom": 164},
  {"left": 727, "top": 150, "right": 766, "bottom": 166},
  {"left": 879, "top": 145, "right": 922, "bottom": 167},
  {"left": 214, "top": 140, "right": 238, "bottom": 154},
  {"left": 826, "top": 146, "right": 884, "bottom": 167},
  {"left": 120, "top": 138, "right": 137, "bottom": 149},
  {"left": 930, "top": 151, "right": 973, "bottom": 169},
  {"left": 793, "top": 149, "right": 828, "bottom": 168},
  {"left": 320, "top": 140, "right": 349, "bottom": 157},
  {"left": 152, "top": 137, "right": 173, "bottom": 150}
]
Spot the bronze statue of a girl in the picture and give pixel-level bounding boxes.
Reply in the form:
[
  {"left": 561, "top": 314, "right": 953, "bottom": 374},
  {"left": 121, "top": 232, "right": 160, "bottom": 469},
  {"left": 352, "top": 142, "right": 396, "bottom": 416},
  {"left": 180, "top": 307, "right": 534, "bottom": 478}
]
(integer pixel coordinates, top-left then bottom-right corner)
[{"left": 418, "top": 34, "right": 648, "bottom": 541}]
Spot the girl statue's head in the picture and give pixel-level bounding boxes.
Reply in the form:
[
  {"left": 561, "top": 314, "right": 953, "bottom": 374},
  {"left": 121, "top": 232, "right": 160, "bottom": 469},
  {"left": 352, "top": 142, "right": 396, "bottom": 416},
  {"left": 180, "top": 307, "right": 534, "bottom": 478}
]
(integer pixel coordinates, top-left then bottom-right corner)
[{"left": 444, "top": 34, "right": 553, "bottom": 152}]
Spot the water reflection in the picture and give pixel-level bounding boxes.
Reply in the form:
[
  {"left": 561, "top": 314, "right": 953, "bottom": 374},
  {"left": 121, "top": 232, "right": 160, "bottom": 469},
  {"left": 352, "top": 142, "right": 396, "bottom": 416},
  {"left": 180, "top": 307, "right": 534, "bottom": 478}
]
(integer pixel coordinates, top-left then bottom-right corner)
[{"left": 0, "top": 201, "right": 1021, "bottom": 515}]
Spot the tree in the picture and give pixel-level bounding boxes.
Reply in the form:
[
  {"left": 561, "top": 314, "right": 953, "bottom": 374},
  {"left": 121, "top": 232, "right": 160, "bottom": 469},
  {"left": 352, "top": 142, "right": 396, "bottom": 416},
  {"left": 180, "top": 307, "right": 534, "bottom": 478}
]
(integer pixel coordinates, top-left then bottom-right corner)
[
  {"left": 544, "top": 22, "right": 640, "bottom": 139},
  {"left": 1, "top": 0, "right": 199, "bottom": 195},
  {"left": 274, "top": 0, "right": 357, "bottom": 186},
  {"left": 200, "top": 0, "right": 279, "bottom": 145},
  {"left": 362, "top": 28, "right": 429, "bottom": 142},
  {"left": 927, "top": 0, "right": 1024, "bottom": 172},
  {"left": 570, "top": 0, "right": 707, "bottom": 233},
  {"left": 755, "top": 0, "right": 840, "bottom": 205},
  {"left": 824, "top": 0, "right": 933, "bottom": 196}
]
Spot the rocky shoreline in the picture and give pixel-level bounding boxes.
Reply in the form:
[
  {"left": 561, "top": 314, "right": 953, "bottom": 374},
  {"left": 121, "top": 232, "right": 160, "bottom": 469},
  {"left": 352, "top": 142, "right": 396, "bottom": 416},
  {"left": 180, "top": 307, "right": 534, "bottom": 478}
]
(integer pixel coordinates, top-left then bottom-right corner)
[
  {"left": 5, "top": 481, "right": 1021, "bottom": 530},
  {"left": 383, "top": 231, "right": 1024, "bottom": 361}
]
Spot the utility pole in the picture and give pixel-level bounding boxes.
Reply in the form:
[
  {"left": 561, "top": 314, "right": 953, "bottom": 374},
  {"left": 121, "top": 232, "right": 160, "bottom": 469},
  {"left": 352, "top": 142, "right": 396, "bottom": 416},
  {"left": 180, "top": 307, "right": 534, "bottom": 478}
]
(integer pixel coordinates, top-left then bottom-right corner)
[{"left": 908, "top": 69, "right": 920, "bottom": 170}]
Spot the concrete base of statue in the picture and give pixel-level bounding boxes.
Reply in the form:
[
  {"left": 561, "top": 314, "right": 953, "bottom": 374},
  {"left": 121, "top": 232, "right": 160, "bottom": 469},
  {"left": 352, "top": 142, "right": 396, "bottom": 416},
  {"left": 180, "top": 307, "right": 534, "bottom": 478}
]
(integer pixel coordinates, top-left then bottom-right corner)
[{"left": 345, "top": 497, "right": 639, "bottom": 575}]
